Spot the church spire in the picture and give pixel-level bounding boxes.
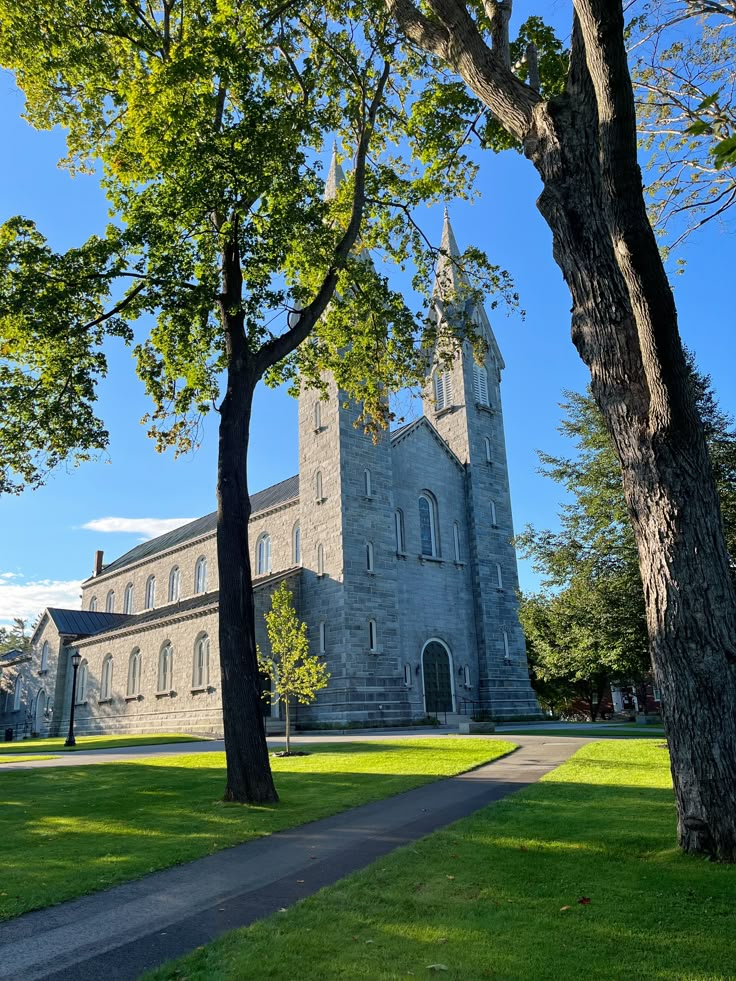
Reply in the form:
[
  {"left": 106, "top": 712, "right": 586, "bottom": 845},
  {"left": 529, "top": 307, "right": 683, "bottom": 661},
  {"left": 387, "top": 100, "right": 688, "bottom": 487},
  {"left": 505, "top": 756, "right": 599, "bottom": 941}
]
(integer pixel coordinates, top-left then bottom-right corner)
[
  {"left": 324, "top": 143, "right": 346, "bottom": 201},
  {"left": 433, "top": 208, "right": 466, "bottom": 298}
]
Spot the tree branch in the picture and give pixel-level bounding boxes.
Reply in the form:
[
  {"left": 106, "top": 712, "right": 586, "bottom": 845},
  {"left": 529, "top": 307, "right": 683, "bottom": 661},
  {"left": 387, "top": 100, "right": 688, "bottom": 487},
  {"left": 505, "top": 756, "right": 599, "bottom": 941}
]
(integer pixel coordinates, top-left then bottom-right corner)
[
  {"left": 387, "top": 0, "right": 539, "bottom": 141},
  {"left": 254, "top": 60, "right": 393, "bottom": 374}
]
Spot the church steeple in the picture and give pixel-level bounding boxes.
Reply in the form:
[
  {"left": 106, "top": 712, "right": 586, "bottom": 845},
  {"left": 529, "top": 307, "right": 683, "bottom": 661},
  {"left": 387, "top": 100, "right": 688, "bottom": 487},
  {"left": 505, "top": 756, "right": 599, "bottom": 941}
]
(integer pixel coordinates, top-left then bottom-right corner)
[
  {"left": 433, "top": 208, "right": 467, "bottom": 299},
  {"left": 324, "top": 144, "right": 345, "bottom": 201}
]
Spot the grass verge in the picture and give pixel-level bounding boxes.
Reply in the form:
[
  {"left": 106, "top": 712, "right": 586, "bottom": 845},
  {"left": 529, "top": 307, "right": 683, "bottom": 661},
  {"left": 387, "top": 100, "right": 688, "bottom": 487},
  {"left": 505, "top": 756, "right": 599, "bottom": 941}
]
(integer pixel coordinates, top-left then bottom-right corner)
[
  {"left": 0, "top": 733, "right": 202, "bottom": 755},
  {"left": 0, "top": 737, "right": 514, "bottom": 920},
  {"left": 147, "top": 740, "right": 734, "bottom": 981},
  {"left": 0, "top": 755, "right": 59, "bottom": 764}
]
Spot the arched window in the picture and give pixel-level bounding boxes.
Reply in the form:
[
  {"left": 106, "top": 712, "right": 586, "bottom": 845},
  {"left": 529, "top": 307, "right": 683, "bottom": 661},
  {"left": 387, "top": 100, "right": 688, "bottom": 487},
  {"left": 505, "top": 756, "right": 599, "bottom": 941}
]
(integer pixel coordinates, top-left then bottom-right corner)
[
  {"left": 168, "top": 566, "right": 181, "bottom": 602},
  {"left": 366, "top": 541, "right": 375, "bottom": 573},
  {"left": 193, "top": 634, "right": 210, "bottom": 689},
  {"left": 292, "top": 521, "right": 301, "bottom": 565},
  {"left": 319, "top": 622, "right": 326, "bottom": 654},
  {"left": 12, "top": 678, "right": 22, "bottom": 711},
  {"left": 89, "top": 596, "right": 98, "bottom": 612},
  {"left": 100, "top": 655, "right": 113, "bottom": 701},
  {"left": 76, "top": 660, "right": 88, "bottom": 704},
  {"left": 317, "top": 543, "right": 325, "bottom": 577},
  {"left": 145, "top": 575, "right": 156, "bottom": 610},
  {"left": 315, "top": 470, "right": 323, "bottom": 502},
  {"left": 503, "top": 631, "right": 511, "bottom": 660},
  {"left": 433, "top": 370, "right": 452, "bottom": 411},
  {"left": 484, "top": 436, "right": 492, "bottom": 464},
  {"left": 194, "top": 556, "right": 207, "bottom": 594},
  {"left": 256, "top": 534, "right": 272, "bottom": 576},
  {"left": 314, "top": 401, "right": 322, "bottom": 431},
  {"left": 395, "top": 509, "right": 405, "bottom": 553},
  {"left": 490, "top": 500, "right": 498, "bottom": 527},
  {"left": 463, "top": 664, "right": 472, "bottom": 688},
  {"left": 496, "top": 563, "right": 504, "bottom": 589},
  {"left": 127, "top": 649, "right": 141, "bottom": 697},
  {"left": 364, "top": 468, "right": 372, "bottom": 498},
  {"left": 473, "top": 363, "right": 490, "bottom": 406},
  {"left": 368, "top": 619, "right": 378, "bottom": 652},
  {"left": 40, "top": 641, "right": 49, "bottom": 672},
  {"left": 419, "top": 493, "right": 438, "bottom": 557},
  {"left": 158, "top": 644, "right": 173, "bottom": 693},
  {"left": 105, "top": 590, "right": 115, "bottom": 613},
  {"left": 123, "top": 583, "right": 134, "bottom": 615},
  {"left": 403, "top": 663, "right": 412, "bottom": 688},
  {"left": 453, "top": 522, "right": 461, "bottom": 562}
]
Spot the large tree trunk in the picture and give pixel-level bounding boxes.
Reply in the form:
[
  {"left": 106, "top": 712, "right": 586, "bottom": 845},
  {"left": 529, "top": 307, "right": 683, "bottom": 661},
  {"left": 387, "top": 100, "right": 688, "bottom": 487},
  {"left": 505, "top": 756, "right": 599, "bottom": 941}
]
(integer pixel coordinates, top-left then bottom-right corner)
[
  {"left": 388, "top": 0, "right": 736, "bottom": 859},
  {"left": 525, "top": 13, "right": 736, "bottom": 859},
  {"left": 217, "top": 241, "right": 279, "bottom": 805}
]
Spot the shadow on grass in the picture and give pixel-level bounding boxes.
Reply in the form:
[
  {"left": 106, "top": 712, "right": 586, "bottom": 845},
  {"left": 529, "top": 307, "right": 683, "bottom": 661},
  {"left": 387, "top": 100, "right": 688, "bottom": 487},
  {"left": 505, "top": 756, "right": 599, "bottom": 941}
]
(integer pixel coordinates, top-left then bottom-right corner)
[{"left": 0, "top": 740, "right": 513, "bottom": 921}]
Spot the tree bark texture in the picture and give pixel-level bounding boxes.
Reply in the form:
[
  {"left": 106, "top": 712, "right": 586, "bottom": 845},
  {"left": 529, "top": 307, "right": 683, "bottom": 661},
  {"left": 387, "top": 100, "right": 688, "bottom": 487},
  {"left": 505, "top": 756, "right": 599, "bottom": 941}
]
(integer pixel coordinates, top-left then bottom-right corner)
[
  {"left": 389, "top": 0, "right": 736, "bottom": 858},
  {"left": 217, "top": 240, "right": 279, "bottom": 805}
]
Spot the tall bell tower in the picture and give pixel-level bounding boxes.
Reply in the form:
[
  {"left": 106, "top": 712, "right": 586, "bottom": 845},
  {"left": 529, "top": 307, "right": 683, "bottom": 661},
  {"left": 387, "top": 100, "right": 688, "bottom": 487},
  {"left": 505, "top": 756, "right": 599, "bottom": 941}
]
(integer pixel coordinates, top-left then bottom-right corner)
[{"left": 422, "top": 212, "right": 540, "bottom": 718}]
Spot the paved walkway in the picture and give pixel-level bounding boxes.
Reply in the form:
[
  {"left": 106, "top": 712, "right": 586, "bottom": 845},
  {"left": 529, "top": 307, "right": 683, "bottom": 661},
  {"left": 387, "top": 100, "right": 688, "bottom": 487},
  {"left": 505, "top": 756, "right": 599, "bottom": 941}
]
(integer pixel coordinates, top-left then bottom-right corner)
[{"left": 0, "top": 735, "right": 587, "bottom": 981}]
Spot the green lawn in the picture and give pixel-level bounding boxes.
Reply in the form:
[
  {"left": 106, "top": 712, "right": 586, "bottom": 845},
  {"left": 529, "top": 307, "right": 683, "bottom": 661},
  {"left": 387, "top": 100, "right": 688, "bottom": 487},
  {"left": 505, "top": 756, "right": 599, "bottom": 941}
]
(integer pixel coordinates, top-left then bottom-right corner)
[
  {"left": 0, "top": 733, "right": 202, "bottom": 755},
  {"left": 0, "top": 737, "right": 514, "bottom": 920},
  {"left": 499, "top": 726, "right": 665, "bottom": 739},
  {"left": 148, "top": 741, "right": 735, "bottom": 981}
]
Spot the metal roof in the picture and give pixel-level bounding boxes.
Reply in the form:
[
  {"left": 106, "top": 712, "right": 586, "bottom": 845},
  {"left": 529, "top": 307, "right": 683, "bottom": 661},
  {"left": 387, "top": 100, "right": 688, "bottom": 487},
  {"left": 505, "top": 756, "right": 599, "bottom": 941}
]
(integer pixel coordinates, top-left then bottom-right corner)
[
  {"left": 0, "top": 648, "right": 28, "bottom": 664},
  {"left": 96, "top": 475, "right": 299, "bottom": 578},
  {"left": 47, "top": 609, "right": 132, "bottom": 637}
]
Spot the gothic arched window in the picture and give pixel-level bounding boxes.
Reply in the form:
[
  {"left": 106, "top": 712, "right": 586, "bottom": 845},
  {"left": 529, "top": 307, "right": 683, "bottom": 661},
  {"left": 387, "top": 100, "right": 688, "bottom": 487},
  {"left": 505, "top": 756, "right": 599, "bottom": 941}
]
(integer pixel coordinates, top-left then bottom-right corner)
[
  {"left": 145, "top": 575, "right": 156, "bottom": 610},
  {"left": 317, "top": 543, "right": 325, "bottom": 577},
  {"left": 89, "top": 596, "right": 98, "bottom": 612},
  {"left": 484, "top": 436, "right": 492, "bottom": 464},
  {"left": 168, "top": 566, "right": 181, "bottom": 603},
  {"left": 193, "top": 634, "right": 210, "bottom": 689},
  {"left": 433, "top": 370, "right": 452, "bottom": 411},
  {"left": 40, "top": 641, "right": 49, "bottom": 672},
  {"left": 395, "top": 509, "right": 406, "bottom": 553},
  {"left": 123, "top": 583, "right": 134, "bottom": 614},
  {"left": 194, "top": 556, "right": 207, "bottom": 594},
  {"left": 105, "top": 590, "right": 115, "bottom": 613},
  {"left": 158, "top": 643, "right": 174, "bottom": 693},
  {"left": 127, "top": 649, "right": 141, "bottom": 697},
  {"left": 100, "top": 654, "right": 114, "bottom": 701},
  {"left": 366, "top": 541, "right": 375, "bottom": 573},
  {"left": 453, "top": 522, "right": 461, "bottom": 562},
  {"left": 76, "top": 660, "right": 88, "bottom": 704},
  {"left": 292, "top": 521, "right": 301, "bottom": 565},
  {"left": 315, "top": 470, "right": 324, "bottom": 502},
  {"left": 256, "top": 534, "right": 272, "bottom": 576},
  {"left": 419, "top": 493, "right": 438, "bottom": 557}
]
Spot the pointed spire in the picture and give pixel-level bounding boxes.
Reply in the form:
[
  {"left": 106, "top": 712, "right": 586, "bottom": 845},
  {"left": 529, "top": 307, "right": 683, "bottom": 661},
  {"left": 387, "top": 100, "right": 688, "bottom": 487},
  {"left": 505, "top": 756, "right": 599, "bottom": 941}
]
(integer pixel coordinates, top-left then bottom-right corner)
[
  {"left": 433, "top": 208, "right": 466, "bottom": 298},
  {"left": 324, "top": 143, "right": 346, "bottom": 201}
]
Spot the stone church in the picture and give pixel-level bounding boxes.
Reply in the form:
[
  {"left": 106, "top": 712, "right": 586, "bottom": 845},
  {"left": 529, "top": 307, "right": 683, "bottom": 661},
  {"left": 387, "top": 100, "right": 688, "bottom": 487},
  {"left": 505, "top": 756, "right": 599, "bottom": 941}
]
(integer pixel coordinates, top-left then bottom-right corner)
[{"left": 1, "top": 194, "right": 540, "bottom": 740}]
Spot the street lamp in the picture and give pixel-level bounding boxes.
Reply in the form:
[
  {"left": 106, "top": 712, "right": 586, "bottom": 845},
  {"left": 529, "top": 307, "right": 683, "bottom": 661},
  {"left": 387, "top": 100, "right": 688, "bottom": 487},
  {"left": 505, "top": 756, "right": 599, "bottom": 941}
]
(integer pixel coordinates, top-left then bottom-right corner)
[{"left": 65, "top": 651, "right": 82, "bottom": 748}]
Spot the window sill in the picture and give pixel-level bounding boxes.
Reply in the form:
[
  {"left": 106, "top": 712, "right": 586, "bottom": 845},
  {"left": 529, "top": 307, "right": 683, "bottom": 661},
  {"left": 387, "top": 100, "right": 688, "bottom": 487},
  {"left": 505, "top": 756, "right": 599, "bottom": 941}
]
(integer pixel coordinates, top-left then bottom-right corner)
[
  {"left": 38, "top": 669, "right": 49, "bottom": 676},
  {"left": 366, "top": 570, "right": 376, "bottom": 576},
  {"left": 125, "top": 694, "right": 142, "bottom": 702},
  {"left": 313, "top": 426, "right": 326, "bottom": 434},
  {"left": 74, "top": 701, "right": 88, "bottom": 707},
  {"left": 435, "top": 405, "right": 454, "bottom": 418},
  {"left": 368, "top": 649, "right": 381, "bottom": 656},
  {"left": 98, "top": 698, "right": 113, "bottom": 705},
  {"left": 190, "top": 686, "right": 212, "bottom": 694},
  {"left": 475, "top": 403, "right": 494, "bottom": 414},
  {"left": 453, "top": 561, "right": 466, "bottom": 568},
  {"left": 418, "top": 554, "right": 443, "bottom": 564},
  {"left": 315, "top": 497, "right": 326, "bottom": 505},
  {"left": 496, "top": 587, "right": 505, "bottom": 593},
  {"left": 155, "top": 690, "right": 176, "bottom": 699}
]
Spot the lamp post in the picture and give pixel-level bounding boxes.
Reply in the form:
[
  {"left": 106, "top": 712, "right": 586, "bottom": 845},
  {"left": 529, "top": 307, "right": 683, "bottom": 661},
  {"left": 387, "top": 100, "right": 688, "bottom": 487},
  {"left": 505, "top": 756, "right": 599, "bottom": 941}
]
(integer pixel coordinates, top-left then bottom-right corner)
[{"left": 65, "top": 651, "right": 82, "bottom": 747}]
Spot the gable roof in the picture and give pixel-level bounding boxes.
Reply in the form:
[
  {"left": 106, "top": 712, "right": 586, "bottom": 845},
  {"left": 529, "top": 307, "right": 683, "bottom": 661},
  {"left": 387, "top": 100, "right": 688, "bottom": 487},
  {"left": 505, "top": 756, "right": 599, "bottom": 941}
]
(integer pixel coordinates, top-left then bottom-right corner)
[
  {"left": 0, "top": 648, "right": 28, "bottom": 665},
  {"left": 88, "top": 474, "right": 299, "bottom": 581},
  {"left": 47, "top": 609, "right": 131, "bottom": 637},
  {"left": 390, "top": 415, "right": 465, "bottom": 471}
]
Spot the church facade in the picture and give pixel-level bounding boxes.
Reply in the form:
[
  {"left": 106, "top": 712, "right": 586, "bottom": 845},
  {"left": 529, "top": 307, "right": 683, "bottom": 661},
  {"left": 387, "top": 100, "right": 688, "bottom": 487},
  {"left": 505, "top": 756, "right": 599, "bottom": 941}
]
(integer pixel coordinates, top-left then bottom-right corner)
[{"left": 0, "top": 213, "right": 540, "bottom": 741}]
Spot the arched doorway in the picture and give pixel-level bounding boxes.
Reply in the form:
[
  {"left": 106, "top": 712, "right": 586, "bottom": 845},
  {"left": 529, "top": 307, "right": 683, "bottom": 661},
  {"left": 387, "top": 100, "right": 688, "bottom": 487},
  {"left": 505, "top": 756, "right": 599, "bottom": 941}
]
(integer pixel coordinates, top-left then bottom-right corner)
[
  {"left": 34, "top": 689, "right": 46, "bottom": 735},
  {"left": 422, "top": 640, "right": 454, "bottom": 713}
]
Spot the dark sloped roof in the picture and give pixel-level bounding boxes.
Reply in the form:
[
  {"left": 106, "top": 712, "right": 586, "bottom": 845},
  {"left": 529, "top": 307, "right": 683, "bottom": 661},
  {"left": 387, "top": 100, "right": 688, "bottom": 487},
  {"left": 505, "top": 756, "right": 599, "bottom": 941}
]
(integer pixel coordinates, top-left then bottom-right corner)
[
  {"left": 0, "top": 648, "right": 28, "bottom": 664},
  {"left": 390, "top": 419, "right": 417, "bottom": 441},
  {"left": 95, "top": 474, "right": 299, "bottom": 579},
  {"left": 47, "top": 609, "right": 132, "bottom": 637}
]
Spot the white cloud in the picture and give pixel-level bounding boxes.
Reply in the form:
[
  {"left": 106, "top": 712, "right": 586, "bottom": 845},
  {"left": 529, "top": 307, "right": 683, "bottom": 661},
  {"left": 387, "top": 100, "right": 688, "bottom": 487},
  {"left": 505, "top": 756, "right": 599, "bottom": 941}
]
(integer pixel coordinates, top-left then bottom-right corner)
[
  {"left": 82, "top": 516, "right": 195, "bottom": 539},
  {"left": 0, "top": 577, "right": 83, "bottom": 626}
]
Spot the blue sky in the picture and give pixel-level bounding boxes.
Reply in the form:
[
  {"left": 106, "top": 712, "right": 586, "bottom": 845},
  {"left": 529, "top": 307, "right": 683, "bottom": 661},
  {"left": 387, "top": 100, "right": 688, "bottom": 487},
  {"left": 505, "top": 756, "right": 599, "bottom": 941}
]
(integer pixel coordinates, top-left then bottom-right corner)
[{"left": 1, "top": 8, "right": 734, "bottom": 627}]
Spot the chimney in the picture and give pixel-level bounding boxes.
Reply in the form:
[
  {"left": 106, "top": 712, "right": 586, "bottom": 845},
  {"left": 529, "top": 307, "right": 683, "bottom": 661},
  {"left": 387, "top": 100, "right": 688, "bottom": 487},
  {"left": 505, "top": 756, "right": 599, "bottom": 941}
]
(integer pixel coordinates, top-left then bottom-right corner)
[{"left": 94, "top": 550, "right": 104, "bottom": 577}]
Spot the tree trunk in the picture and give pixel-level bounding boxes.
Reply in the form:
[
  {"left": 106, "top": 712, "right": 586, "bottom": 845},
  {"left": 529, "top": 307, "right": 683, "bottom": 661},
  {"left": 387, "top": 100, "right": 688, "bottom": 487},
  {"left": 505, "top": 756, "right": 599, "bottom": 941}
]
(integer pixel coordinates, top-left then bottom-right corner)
[
  {"left": 285, "top": 695, "right": 291, "bottom": 755},
  {"left": 217, "top": 240, "right": 278, "bottom": 805},
  {"left": 521, "top": 16, "right": 736, "bottom": 859}
]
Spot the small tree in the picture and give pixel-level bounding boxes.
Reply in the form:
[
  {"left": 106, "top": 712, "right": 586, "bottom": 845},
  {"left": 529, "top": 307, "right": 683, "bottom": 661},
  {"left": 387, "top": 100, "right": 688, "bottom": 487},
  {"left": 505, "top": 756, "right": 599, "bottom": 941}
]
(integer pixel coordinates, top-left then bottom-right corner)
[{"left": 259, "top": 583, "right": 330, "bottom": 755}]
